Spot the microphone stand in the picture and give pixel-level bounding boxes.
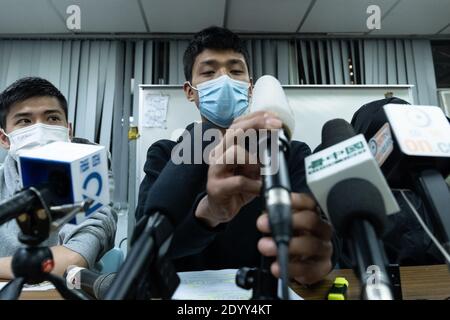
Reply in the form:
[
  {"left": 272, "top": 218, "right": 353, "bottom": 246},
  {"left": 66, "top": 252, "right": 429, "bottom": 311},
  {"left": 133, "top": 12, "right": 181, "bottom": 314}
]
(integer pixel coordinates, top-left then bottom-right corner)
[
  {"left": 103, "top": 212, "right": 179, "bottom": 300},
  {"left": 328, "top": 178, "right": 394, "bottom": 300},
  {"left": 236, "top": 129, "right": 292, "bottom": 300},
  {"left": 347, "top": 220, "right": 393, "bottom": 300},
  {"left": 0, "top": 188, "right": 92, "bottom": 300},
  {"left": 236, "top": 251, "right": 280, "bottom": 300}
]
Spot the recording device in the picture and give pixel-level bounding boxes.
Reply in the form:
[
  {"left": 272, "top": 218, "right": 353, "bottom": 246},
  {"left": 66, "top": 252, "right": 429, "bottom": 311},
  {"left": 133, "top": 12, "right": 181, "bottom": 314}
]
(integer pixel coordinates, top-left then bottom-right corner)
[{"left": 306, "top": 119, "right": 397, "bottom": 300}]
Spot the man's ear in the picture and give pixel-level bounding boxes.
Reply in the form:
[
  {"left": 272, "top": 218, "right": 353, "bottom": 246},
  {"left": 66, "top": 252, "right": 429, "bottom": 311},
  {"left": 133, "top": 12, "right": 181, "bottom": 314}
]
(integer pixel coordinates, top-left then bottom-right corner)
[
  {"left": 0, "top": 128, "right": 10, "bottom": 149},
  {"left": 183, "top": 81, "right": 196, "bottom": 103},
  {"left": 248, "top": 77, "right": 254, "bottom": 99},
  {"left": 68, "top": 123, "right": 73, "bottom": 140}
]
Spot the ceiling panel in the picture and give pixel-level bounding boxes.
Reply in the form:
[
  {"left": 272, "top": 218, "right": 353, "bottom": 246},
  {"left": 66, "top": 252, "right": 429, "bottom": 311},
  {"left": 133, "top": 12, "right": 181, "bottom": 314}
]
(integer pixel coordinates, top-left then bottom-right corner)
[
  {"left": 0, "top": 0, "right": 66, "bottom": 34},
  {"left": 372, "top": 0, "right": 450, "bottom": 35},
  {"left": 300, "top": 0, "right": 397, "bottom": 34},
  {"left": 141, "top": 0, "right": 226, "bottom": 33},
  {"left": 51, "top": 0, "right": 147, "bottom": 33},
  {"left": 0, "top": 0, "right": 449, "bottom": 36},
  {"left": 227, "top": 0, "right": 311, "bottom": 33}
]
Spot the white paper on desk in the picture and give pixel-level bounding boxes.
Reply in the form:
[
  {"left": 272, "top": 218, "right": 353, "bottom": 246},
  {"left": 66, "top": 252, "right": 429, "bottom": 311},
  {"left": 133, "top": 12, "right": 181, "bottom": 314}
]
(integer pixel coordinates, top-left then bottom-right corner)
[
  {"left": 142, "top": 93, "right": 169, "bottom": 128},
  {"left": 172, "top": 269, "right": 303, "bottom": 300},
  {"left": 0, "top": 281, "right": 55, "bottom": 291}
]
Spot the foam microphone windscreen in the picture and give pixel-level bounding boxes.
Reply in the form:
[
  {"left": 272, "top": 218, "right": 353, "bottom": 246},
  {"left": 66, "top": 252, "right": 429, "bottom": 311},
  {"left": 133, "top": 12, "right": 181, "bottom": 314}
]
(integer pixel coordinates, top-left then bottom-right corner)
[
  {"left": 326, "top": 178, "right": 388, "bottom": 238},
  {"left": 314, "top": 118, "right": 356, "bottom": 153},
  {"left": 250, "top": 75, "right": 295, "bottom": 139}
]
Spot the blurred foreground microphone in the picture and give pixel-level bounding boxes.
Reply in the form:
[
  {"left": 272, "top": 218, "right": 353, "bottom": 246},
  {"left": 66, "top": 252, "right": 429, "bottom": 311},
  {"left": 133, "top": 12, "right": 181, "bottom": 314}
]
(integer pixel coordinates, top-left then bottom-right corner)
[
  {"left": 249, "top": 75, "right": 295, "bottom": 299},
  {"left": 306, "top": 119, "right": 399, "bottom": 300},
  {"left": 353, "top": 101, "right": 450, "bottom": 261},
  {"left": 65, "top": 267, "right": 115, "bottom": 300},
  {"left": 105, "top": 123, "right": 214, "bottom": 300},
  {"left": 0, "top": 141, "right": 109, "bottom": 229}
]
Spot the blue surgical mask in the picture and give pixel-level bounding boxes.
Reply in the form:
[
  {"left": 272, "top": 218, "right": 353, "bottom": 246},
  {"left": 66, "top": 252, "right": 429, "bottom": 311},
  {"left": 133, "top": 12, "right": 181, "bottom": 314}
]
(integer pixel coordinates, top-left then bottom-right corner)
[{"left": 190, "top": 75, "right": 250, "bottom": 128}]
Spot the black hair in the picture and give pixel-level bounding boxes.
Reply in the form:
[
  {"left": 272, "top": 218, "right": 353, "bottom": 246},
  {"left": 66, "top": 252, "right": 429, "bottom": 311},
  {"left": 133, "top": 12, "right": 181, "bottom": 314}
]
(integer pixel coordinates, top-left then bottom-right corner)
[
  {"left": 0, "top": 77, "right": 68, "bottom": 129},
  {"left": 183, "top": 26, "right": 251, "bottom": 82},
  {"left": 351, "top": 97, "right": 410, "bottom": 141}
]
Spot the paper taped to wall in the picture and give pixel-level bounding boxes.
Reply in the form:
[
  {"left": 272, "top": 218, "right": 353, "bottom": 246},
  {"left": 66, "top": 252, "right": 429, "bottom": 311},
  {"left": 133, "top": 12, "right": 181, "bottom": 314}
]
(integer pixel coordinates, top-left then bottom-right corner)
[{"left": 142, "top": 93, "right": 169, "bottom": 128}]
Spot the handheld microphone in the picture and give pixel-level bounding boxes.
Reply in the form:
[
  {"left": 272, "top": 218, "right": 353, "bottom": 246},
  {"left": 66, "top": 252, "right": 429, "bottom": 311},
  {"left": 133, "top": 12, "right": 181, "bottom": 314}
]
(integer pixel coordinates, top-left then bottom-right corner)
[
  {"left": 306, "top": 119, "right": 397, "bottom": 300},
  {"left": 250, "top": 75, "right": 295, "bottom": 300},
  {"left": 251, "top": 75, "right": 294, "bottom": 245}
]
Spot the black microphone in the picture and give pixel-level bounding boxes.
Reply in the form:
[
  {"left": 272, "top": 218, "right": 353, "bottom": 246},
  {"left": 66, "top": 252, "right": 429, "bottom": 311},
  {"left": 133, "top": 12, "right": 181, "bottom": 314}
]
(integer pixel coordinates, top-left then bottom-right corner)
[
  {"left": 65, "top": 267, "right": 116, "bottom": 300},
  {"left": 104, "top": 122, "right": 216, "bottom": 300},
  {"left": 307, "top": 119, "right": 394, "bottom": 300},
  {"left": 0, "top": 188, "right": 48, "bottom": 226},
  {"left": 0, "top": 169, "right": 71, "bottom": 227},
  {"left": 327, "top": 178, "right": 392, "bottom": 300},
  {"left": 314, "top": 118, "right": 358, "bottom": 152},
  {"left": 352, "top": 100, "right": 450, "bottom": 262},
  {"left": 250, "top": 75, "right": 296, "bottom": 300},
  {"left": 141, "top": 123, "right": 214, "bottom": 225}
]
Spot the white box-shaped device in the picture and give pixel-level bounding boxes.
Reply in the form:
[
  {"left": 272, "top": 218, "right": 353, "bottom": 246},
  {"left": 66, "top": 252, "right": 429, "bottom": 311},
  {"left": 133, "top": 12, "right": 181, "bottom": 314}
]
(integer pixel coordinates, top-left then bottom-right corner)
[{"left": 18, "top": 141, "right": 110, "bottom": 224}]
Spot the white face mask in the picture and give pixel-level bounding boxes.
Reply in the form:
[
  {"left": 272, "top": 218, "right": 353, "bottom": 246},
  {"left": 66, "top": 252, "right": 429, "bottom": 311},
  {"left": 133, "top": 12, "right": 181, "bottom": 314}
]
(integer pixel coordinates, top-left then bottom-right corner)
[{"left": 2, "top": 123, "right": 70, "bottom": 161}]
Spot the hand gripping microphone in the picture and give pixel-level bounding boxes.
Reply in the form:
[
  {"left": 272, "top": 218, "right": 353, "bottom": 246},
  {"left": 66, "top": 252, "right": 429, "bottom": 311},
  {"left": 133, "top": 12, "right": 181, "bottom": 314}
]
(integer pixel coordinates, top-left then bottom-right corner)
[{"left": 249, "top": 75, "right": 296, "bottom": 299}]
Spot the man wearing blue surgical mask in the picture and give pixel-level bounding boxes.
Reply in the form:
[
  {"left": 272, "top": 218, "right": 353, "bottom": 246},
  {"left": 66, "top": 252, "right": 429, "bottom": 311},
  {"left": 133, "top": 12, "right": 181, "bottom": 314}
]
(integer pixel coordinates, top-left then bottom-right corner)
[
  {"left": 137, "top": 27, "right": 338, "bottom": 286},
  {"left": 0, "top": 77, "right": 117, "bottom": 279}
]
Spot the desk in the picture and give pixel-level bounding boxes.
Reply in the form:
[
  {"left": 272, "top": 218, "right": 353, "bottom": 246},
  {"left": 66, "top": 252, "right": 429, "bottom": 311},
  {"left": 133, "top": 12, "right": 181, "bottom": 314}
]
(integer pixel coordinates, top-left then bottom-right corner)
[
  {"left": 291, "top": 264, "right": 450, "bottom": 300},
  {"left": 19, "top": 290, "right": 62, "bottom": 300},
  {"left": 4, "top": 265, "right": 450, "bottom": 300}
]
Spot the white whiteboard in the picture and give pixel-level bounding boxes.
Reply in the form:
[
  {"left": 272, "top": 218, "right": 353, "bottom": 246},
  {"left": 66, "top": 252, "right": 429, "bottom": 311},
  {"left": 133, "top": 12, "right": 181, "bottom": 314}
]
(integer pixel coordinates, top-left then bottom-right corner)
[{"left": 136, "top": 84, "right": 414, "bottom": 199}]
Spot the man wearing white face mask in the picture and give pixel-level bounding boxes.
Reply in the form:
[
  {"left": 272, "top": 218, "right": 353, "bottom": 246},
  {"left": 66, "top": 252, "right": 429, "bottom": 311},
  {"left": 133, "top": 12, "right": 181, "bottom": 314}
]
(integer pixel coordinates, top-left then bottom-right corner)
[
  {"left": 136, "top": 27, "right": 338, "bottom": 286},
  {"left": 0, "top": 77, "right": 117, "bottom": 279},
  {"left": 3, "top": 123, "right": 71, "bottom": 161}
]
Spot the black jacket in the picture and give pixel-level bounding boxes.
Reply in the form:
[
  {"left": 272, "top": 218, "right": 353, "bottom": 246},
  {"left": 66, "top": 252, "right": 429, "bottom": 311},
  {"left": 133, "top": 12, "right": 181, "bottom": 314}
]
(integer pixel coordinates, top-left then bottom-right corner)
[{"left": 135, "top": 123, "right": 340, "bottom": 272}]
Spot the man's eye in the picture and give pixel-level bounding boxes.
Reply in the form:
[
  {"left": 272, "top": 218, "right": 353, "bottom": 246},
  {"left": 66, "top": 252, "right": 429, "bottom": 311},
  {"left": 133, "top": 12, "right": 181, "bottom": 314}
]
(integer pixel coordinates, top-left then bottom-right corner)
[
  {"left": 48, "top": 116, "right": 61, "bottom": 122},
  {"left": 231, "top": 70, "right": 243, "bottom": 75},
  {"left": 201, "top": 71, "right": 215, "bottom": 76},
  {"left": 16, "top": 119, "right": 31, "bottom": 125}
]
